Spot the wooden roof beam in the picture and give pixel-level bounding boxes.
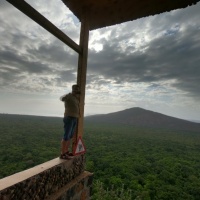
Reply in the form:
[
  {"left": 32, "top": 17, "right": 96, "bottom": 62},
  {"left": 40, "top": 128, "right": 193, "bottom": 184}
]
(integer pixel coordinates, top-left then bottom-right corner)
[{"left": 6, "top": 0, "right": 82, "bottom": 54}]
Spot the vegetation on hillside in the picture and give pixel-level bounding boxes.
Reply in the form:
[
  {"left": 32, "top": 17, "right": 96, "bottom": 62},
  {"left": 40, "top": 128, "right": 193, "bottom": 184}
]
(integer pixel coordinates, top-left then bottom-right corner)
[
  {"left": 85, "top": 107, "right": 200, "bottom": 132},
  {"left": 0, "top": 114, "right": 200, "bottom": 199},
  {"left": 84, "top": 123, "right": 200, "bottom": 200},
  {"left": 0, "top": 114, "right": 62, "bottom": 177}
]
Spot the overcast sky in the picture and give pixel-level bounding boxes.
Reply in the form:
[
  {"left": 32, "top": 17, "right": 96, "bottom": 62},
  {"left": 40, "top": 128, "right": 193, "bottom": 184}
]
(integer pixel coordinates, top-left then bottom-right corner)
[{"left": 0, "top": 0, "right": 200, "bottom": 121}]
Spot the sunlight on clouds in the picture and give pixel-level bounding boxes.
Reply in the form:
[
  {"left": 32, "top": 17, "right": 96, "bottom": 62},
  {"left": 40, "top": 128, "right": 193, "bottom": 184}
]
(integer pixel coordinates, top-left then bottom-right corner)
[
  {"left": 89, "top": 43, "right": 103, "bottom": 52},
  {"left": 89, "top": 29, "right": 112, "bottom": 52},
  {"left": 90, "top": 29, "right": 112, "bottom": 41},
  {"left": 104, "top": 21, "right": 152, "bottom": 53}
]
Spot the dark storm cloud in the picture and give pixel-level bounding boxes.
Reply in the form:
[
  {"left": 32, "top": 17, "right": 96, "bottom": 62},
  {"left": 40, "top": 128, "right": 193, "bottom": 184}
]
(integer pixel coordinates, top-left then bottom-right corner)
[
  {"left": 1, "top": 0, "right": 200, "bottom": 99},
  {"left": 27, "top": 41, "right": 78, "bottom": 68},
  {"left": 55, "top": 69, "right": 77, "bottom": 86},
  {"left": 0, "top": 66, "right": 21, "bottom": 87},
  {"left": 0, "top": 42, "right": 78, "bottom": 89},
  {"left": 0, "top": 0, "right": 78, "bottom": 78},
  {"left": 0, "top": 46, "right": 51, "bottom": 73},
  {"left": 0, "top": 3, "right": 78, "bottom": 89},
  {"left": 87, "top": 5, "right": 200, "bottom": 99}
]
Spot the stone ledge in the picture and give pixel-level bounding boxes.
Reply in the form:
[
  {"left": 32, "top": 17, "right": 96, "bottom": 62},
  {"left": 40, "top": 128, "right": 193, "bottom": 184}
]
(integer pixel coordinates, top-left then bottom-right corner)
[
  {"left": 0, "top": 155, "right": 87, "bottom": 200},
  {"left": 48, "top": 171, "right": 93, "bottom": 200},
  {"left": 0, "top": 157, "right": 66, "bottom": 191}
]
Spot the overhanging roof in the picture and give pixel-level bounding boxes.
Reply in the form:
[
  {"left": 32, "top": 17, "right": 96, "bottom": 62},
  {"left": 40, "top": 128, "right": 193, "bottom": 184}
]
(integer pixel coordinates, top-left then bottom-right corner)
[{"left": 62, "top": 0, "right": 200, "bottom": 30}]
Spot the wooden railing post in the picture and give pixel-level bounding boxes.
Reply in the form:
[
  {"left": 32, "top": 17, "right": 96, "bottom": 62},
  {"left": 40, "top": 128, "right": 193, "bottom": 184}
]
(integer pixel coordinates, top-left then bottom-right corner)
[{"left": 73, "top": 9, "right": 89, "bottom": 152}]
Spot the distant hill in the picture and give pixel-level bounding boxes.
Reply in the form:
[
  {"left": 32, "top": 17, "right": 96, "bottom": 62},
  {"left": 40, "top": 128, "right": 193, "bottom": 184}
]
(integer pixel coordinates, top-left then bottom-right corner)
[{"left": 85, "top": 107, "right": 200, "bottom": 132}]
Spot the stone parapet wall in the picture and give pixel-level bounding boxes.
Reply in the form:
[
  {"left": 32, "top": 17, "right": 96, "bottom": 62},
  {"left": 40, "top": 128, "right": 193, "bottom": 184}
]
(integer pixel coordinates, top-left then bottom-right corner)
[
  {"left": 0, "top": 155, "right": 93, "bottom": 200},
  {"left": 49, "top": 171, "right": 93, "bottom": 200}
]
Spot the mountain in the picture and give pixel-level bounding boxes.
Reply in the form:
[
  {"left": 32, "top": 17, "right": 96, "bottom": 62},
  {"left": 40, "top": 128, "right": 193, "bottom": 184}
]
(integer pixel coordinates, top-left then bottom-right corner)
[{"left": 85, "top": 107, "right": 200, "bottom": 132}]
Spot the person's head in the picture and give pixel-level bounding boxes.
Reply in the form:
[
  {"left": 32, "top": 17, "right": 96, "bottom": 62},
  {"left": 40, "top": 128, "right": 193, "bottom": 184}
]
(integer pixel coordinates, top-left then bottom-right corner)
[{"left": 72, "top": 84, "right": 80, "bottom": 95}]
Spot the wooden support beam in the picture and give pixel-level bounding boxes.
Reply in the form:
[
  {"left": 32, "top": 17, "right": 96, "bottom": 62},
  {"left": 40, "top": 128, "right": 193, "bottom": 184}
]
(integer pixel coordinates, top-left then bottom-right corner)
[
  {"left": 6, "top": 0, "right": 82, "bottom": 54},
  {"left": 73, "top": 10, "right": 89, "bottom": 152}
]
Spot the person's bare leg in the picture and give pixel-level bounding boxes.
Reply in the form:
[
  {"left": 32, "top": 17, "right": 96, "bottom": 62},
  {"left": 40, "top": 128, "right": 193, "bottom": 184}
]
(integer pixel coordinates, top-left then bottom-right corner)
[
  {"left": 64, "top": 140, "right": 70, "bottom": 153},
  {"left": 61, "top": 139, "right": 69, "bottom": 155}
]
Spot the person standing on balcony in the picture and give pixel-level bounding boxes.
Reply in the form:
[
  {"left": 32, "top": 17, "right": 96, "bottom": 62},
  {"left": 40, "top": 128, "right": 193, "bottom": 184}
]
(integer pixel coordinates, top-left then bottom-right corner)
[{"left": 59, "top": 84, "right": 80, "bottom": 159}]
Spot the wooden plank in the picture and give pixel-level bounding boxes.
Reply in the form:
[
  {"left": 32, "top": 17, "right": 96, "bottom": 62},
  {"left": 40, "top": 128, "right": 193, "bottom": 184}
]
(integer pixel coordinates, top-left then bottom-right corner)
[{"left": 6, "top": 0, "right": 82, "bottom": 54}]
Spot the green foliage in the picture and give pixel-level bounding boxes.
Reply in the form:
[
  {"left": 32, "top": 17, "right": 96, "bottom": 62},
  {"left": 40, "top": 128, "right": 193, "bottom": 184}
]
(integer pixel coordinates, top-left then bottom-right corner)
[
  {"left": 1, "top": 115, "right": 200, "bottom": 199},
  {"left": 84, "top": 122, "right": 200, "bottom": 200},
  {"left": 92, "top": 180, "right": 132, "bottom": 200},
  {"left": 0, "top": 114, "right": 62, "bottom": 178}
]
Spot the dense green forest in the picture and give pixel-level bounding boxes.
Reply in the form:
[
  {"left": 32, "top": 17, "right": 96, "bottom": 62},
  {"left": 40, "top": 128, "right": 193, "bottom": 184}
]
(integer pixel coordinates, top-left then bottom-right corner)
[{"left": 0, "top": 114, "right": 200, "bottom": 199}]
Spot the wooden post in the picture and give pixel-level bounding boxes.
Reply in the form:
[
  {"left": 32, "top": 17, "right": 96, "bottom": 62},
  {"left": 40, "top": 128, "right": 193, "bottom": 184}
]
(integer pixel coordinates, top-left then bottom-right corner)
[{"left": 72, "top": 9, "right": 89, "bottom": 152}]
